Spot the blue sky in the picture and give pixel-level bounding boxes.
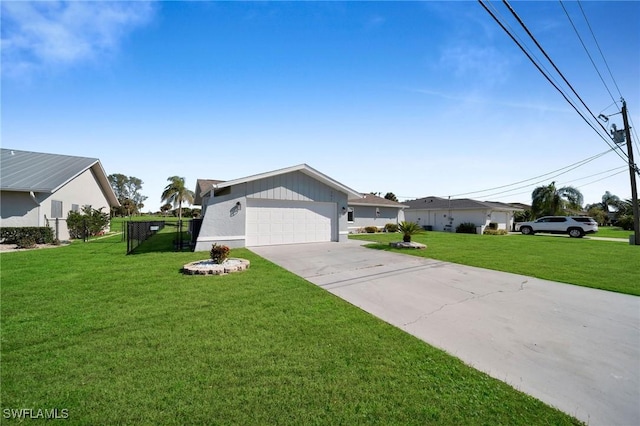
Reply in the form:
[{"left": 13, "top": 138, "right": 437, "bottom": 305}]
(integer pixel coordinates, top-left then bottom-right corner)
[{"left": 2, "top": 1, "right": 639, "bottom": 211}]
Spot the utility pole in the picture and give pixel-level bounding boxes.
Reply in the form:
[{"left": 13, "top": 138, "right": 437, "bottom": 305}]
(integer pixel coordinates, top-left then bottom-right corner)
[{"left": 621, "top": 100, "right": 640, "bottom": 245}]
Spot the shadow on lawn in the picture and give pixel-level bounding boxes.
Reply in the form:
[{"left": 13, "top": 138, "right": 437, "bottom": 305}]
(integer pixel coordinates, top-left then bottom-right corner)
[{"left": 128, "top": 231, "right": 192, "bottom": 255}]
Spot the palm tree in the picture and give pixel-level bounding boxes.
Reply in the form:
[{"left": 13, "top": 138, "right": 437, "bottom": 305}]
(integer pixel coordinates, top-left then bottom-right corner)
[
  {"left": 531, "top": 181, "right": 583, "bottom": 218},
  {"left": 161, "top": 176, "right": 195, "bottom": 223},
  {"left": 601, "top": 191, "right": 622, "bottom": 213},
  {"left": 398, "top": 221, "right": 422, "bottom": 243}
]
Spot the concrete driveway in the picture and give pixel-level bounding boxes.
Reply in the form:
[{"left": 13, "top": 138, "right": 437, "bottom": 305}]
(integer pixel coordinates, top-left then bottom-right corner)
[{"left": 251, "top": 240, "right": 640, "bottom": 426}]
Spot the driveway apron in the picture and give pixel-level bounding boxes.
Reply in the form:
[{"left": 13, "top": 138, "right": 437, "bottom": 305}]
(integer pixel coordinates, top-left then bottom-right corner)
[{"left": 250, "top": 240, "right": 640, "bottom": 426}]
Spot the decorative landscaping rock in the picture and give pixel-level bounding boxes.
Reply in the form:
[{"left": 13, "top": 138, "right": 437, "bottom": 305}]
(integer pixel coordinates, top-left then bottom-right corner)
[
  {"left": 389, "top": 241, "right": 427, "bottom": 249},
  {"left": 182, "top": 258, "right": 250, "bottom": 275}
]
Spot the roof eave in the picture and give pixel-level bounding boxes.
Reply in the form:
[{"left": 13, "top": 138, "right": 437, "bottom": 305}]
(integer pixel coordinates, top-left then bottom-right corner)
[
  {"left": 213, "top": 164, "right": 362, "bottom": 199},
  {"left": 349, "top": 202, "right": 408, "bottom": 208}
]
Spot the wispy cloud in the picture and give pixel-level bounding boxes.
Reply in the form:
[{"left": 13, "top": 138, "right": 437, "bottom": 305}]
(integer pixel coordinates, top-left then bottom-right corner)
[
  {"left": 1, "top": 1, "right": 156, "bottom": 78},
  {"left": 363, "top": 14, "right": 385, "bottom": 30},
  {"left": 411, "top": 87, "right": 569, "bottom": 113},
  {"left": 439, "top": 43, "right": 512, "bottom": 87}
]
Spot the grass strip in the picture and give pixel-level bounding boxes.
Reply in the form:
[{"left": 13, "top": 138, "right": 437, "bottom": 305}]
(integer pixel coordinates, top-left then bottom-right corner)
[
  {"left": 350, "top": 232, "right": 640, "bottom": 296},
  {"left": 0, "top": 235, "right": 580, "bottom": 424}
]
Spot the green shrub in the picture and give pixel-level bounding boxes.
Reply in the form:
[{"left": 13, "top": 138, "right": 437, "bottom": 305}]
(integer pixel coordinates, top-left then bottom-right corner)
[
  {"left": 456, "top": 223, "right": 477, "bottom": 234},
  {"left": 384, "top": 223, "right": 399, "bottom": 233},
  {"left": 615, "top": 215, "right": 635, "bottom": 231},
  {"left": 364, "top": 226, "right": 379, "bottom": 233},
  {"left": 0, "top": 227, "right": 54, "bottom": 244},
  {"left": 16, "top": 236, "right": 37, "bottom": 249},
  {"left": 67, "top": 207, "right": 110, "bottom": 239},
  {"left": 398, "top": 221, "right": 422, "bottom": 242},
  {"left": 210, "top": 244, "right": 230, "bottom": 264}
]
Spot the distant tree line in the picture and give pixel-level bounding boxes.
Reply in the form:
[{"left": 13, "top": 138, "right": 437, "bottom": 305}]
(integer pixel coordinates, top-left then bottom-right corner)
[
  {"left": 107, "top": 175, "right": 634, "bottom": 230},
  {"left": 108, "top": 174, "right": 148, "bottom": 216}
]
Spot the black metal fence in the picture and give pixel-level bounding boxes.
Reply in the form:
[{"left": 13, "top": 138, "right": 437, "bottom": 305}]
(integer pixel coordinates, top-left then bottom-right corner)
[
  {"left": 125, "top": 221, "right": 165, "bottom": 254},
  {"left": 190, "top": 218, "right": 203, "bottom": 248}
]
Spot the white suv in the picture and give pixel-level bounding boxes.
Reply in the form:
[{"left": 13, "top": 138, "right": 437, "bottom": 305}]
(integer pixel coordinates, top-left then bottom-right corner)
[{"left": 517, "top": 216, "right": 598, "bottom": 238}]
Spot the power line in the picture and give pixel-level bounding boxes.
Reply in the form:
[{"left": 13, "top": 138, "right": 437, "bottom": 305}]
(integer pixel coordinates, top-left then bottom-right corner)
[
  {"left": 398, "top": 146, "right": 623, "bottom": 202},
  {"left": 561, "top": 0, "right": 619, "bottom": 106},
  {"left": 573, "top": 168, "right": 627, "bottom": 189},
  {"left": 566, "top": 165, "right": 628, "bottom": 184},
  {"left": 478, "top": 0, "right": 628, "bottom": 166},
  {"left": 461, "top": 163, "right": 616, "bottom": 200},
  {"left": 449, "top": 147, "right": 614, "bottom": 197},
  {"left": 506, "top": 0, "right": 609, "bottom": 133},
  {"left": 501, "top": 0, "right": 627, "bottom": 161},
  {"left": 576, "top": 0, "right": 623, "bottom": 101},
  {"left": 476, "top": 167, "right": 627, "bottom": 202},
  {"left": 399, "top": 163, "right": 625, "bottom": 202},
  {"left": 568, "top": 2, "right": 640, "bottom": 180}
]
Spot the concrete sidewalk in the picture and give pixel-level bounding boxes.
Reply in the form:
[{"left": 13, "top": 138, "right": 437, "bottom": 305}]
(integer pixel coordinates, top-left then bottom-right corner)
[{"left": 251, "top": 240, "right": 640, "bottom": 426}]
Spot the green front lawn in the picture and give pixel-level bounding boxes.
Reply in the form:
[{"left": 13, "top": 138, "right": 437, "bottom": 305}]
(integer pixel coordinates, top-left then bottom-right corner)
[
  {"left": 593, "top": 226, "right": 633, "bottom": 239},
  {"left": 0, "top": 233, "right": 579, "bottom": 424},
  {"left": 350, "top": 231, "right": 640, "bottom": 296}
]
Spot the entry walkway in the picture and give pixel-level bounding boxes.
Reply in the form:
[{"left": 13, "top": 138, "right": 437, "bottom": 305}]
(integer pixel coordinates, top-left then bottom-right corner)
[{"left": 251, "top": 241, "right": 640, "bottom": 426}]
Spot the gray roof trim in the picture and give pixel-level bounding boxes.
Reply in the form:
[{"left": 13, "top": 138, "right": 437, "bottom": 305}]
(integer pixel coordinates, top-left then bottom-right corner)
[
  {"left": 1, "top": 148, "right": 119, "bottom": 207},
  {"left": 194, "top": 179, "right": 226, "bottom": 205},
  {"left": 203, "top": 164, "right": 362, "bottom": 199}
]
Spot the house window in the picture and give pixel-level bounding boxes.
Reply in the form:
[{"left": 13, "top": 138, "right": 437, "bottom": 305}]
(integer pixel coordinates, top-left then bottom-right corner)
[
  {"left": 347, "top": 207, "right": 354, "bottom": 222},
  {"left": 72, "top": 204, "right": 80, "bottom": 213},
  {"left": 214, "top": 187, "right": 231, "bottom": 197},
  {"left": 51, "top": 200, "right": 63, "bottom": 218}
]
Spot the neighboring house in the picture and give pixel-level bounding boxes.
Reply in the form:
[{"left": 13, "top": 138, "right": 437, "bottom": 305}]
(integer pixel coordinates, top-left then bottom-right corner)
[
  {"left": 347, "top": 194, "right": 406, "bottom": 232},
  {"left": 193, "top": 164, "right": 361, "bottom": 250},
  {"left": 403, "top": 196, "right": 523, "bottom": 233},
  {"left": 0, "top": 148, "right": 119, "bottom": 240},
  {"left": 508, "top": 202, "right": 531, "bottom": 212}
]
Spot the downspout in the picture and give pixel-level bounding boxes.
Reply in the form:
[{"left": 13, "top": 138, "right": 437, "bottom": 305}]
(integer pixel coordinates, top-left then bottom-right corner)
[{"left": 29, "top": 191, "right": 42, "bottom": 226}]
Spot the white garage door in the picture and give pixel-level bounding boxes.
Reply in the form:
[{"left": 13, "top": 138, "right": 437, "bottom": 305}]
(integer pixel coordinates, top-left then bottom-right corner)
[{"left": 246, "top": 199, "right": 337, "bottom": 246}]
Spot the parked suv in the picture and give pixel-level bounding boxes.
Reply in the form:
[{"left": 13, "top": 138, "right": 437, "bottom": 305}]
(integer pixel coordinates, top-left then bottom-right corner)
[{"left": 517, "top": 216, "right": 598, "bottom": 238}]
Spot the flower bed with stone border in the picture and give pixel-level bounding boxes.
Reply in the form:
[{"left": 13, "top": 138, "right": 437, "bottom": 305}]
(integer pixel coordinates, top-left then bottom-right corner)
[{"left": 182, "top": 258, "right": 250, "bottom": 275}]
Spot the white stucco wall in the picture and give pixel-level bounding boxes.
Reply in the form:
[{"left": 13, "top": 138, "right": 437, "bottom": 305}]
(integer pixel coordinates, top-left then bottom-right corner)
[
  {"left": 348, "top": 205, "right": 404, "bottom": 232},
  {"left": 405, "top": 209, "right": 486, "bottom": 232},
  {"left": 405, "top": 208, "right": 515, "bottom": 233},
  {"left": 490, "top": 211, "right": 513, "bottom": 230},
  {"left": 195, "top": 170, "right": 350, "bottom": 251},
  {"left": 0, "top": 168, "right": 112, "bottom": 241},
  {"left": 0, "top": 192, "right": 41, "bottom": 228}
]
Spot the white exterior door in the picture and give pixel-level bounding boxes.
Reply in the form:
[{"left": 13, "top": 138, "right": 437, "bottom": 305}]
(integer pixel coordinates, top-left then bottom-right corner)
[{"left": 245, "top": 199, "right": 337, "bottom": 246}]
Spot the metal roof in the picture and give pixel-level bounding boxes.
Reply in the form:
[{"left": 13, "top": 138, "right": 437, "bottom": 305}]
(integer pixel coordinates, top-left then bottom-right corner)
[{"left": 0, "top": 148, "right": 119, "bottom": 206}]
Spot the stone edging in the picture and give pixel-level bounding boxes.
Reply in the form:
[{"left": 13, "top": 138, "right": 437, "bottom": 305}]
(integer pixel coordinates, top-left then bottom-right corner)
[
  {"left": 389, "top": 241, "right": 427, "bottom": 249},
  {"left": 182, "top": 258, "right": 250, "bottom": 275}
]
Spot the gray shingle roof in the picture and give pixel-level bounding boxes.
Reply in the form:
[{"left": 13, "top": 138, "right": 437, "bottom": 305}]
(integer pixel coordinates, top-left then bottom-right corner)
[
  {"left": 404, "top": 196, "right": 522, "bottom": 211},
  {"left": 194, "top": 178, "right": 226, "bottom": 205},
  {"left": 1, "top": 148, "right": 98, "bottom": 192},
  {"left": 349, "top": 193, "right": 407, "bottom": 208}
]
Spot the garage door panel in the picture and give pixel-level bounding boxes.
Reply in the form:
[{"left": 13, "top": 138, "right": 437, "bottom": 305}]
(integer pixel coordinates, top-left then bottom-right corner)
[{"left": 246, "top": 199, "right": 337, "bottom": 246}]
